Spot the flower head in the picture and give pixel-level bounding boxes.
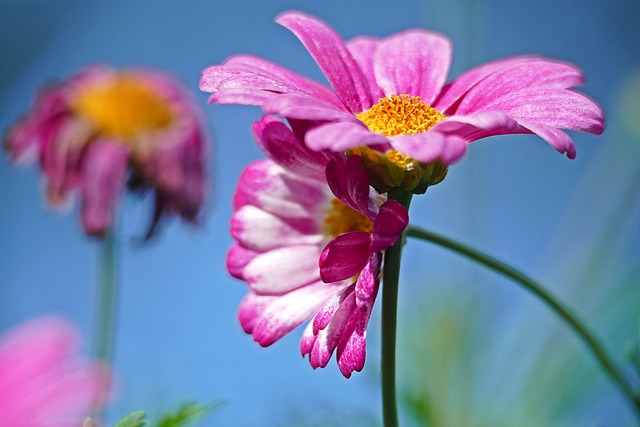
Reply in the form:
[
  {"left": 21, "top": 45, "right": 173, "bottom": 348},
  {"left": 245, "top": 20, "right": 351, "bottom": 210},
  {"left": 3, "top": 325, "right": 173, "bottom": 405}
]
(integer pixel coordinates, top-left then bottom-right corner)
[
  {"left": 201, "top": 11, "right": 603, "bottom": 193},
  {"left": 229, "top": 116, "right": 407, "bottom": 377},
  {"left": 0, "top": 317, "right": 112, "bottom": 427},
  {"left": 5, "top": 65, "right": 209, "bottom": 238}
]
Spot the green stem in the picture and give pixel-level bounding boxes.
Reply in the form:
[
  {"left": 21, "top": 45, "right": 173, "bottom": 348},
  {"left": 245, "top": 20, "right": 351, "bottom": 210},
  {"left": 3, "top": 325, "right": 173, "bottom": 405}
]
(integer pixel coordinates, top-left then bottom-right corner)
[
  {"left": 381, "top": 190, "right": 413, "bottom": 427},
  {"left": 92, "top": 231, "right": 118, "bottom": 415},
  {"left": 95, "top": 231, "right": 118, "bottom": 362},
  {"left": 405, "top": 225, "right": 640, "bottom": 417}
]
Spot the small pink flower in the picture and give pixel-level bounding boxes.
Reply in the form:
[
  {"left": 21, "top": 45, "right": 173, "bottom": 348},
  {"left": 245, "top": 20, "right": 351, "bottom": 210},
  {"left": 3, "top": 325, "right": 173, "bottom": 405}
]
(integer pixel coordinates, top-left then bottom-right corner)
[
  {"left": 0, "top": 317, "right": 112, "bottom": 427},
  {"left": 201, "top": 11, "right": 603, "bottom": 190},
  {"left": 229, "top": 116, "right": 407, "bottom": 377},
  {"left": 5, "top": 65, "right": 209, "bottom": 238}
]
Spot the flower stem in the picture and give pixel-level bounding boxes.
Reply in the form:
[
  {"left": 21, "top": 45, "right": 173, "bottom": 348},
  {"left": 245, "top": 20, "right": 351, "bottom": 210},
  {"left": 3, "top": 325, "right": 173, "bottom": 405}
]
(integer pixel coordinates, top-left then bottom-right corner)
[
  {"left": 381, "top": 190, "right": 413, "bottom": 427},
  {"left": 93, "top": 230, "right": 118, "bottom": 415},
  {"left": 95, "top": 231, "right": 118, "bottom": 362},
  {"left": 405, "top": 225, "right": 640, "bottom": 417}
]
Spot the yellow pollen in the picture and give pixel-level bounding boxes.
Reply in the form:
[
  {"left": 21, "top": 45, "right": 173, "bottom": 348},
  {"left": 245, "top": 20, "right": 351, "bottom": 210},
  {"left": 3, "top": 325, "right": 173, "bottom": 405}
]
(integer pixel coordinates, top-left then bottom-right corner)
[
  {"left": 72, "top": 75, "right": 174, "bottom": 139},
  {"left": 324, "top": 199, "right": 374, "bottom": 238},
  {"left": 356, "top": 94, "right": 445, "bottom": 137}
]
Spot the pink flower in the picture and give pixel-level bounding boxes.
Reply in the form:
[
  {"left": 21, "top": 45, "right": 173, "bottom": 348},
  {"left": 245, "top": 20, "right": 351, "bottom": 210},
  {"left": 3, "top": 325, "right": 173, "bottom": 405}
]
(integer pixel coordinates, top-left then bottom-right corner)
[
  {"left": 230, "top": 116, "right": 407, "bottom": 377},
  {"left": 5, "top": 65, "right": 209, "bottom": 238},
  {"left": 200, "top": 11, "right": 603, "bottom": 191},
  {"left": 0, "top": 317, "right": 112, "bottom": 427}
]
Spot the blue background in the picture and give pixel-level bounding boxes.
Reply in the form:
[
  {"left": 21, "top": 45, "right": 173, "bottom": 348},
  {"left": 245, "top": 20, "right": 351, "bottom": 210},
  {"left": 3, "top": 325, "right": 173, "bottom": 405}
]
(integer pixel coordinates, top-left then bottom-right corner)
[{"left": 1, "top": 0, "right": 639, "bottom": 425}]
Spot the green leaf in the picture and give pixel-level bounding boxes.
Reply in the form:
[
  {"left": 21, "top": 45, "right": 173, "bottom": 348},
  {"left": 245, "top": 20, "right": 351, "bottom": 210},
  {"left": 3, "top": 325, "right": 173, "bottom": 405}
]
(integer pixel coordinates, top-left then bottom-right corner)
[
  {"left": 156, "top": 401, "right": 221, "bottom": 427},
  {"left": 114, "top": 410, "right": 148, "bottom": 427}
]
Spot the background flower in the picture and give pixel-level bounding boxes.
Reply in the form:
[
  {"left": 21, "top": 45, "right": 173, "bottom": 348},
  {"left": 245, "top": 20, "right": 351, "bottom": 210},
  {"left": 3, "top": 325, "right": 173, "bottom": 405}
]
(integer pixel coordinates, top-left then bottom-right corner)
[
  {"left": 0, "top": 317, "right": 112, "bottom": 427},
  {"left": 5, "top": 65, "right": 208, "bottom": 238}
]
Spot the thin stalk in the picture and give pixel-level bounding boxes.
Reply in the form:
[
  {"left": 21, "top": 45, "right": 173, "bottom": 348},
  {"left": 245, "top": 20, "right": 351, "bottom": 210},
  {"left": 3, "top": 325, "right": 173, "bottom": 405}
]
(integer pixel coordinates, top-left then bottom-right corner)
[
  {"left": 92, "top": 230, "right": 118, "bottom": 417},
  {"left": 405, "top": 225, "right": 640, "bottom": 417},
  {"left": 381, "top": 190, "right": 413, "bottom": 427},
  {"left": 95, "top": 231, "right": 118, "bottom": 362}
]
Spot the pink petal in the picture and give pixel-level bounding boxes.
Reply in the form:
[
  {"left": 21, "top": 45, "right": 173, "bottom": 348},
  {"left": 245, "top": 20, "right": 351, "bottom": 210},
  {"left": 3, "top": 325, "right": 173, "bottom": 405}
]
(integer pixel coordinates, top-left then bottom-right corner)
[
  {"left": 370, "top": 201, "right": 409, "bottom": 253},
  {"left": 347, "top": 36, "right": 385, "bottom": 101},
  {"left": 231, "top": 205, "right": 323, "bottom": 252},
  {"left": 80, "top": 140, "right": 130, "bottom": 237},
  {"left": 354, "top": 253, "right": 381, "bottom": 310},
  {"left": 276, "top": 11, "right": 373, "bottom": 113},
  {"left": 222, "top": 55, "right": 342, "bottom": 106},
  {"left": 226, "top": 243, "right": 258, "bottom": 280},
  {"left": 233, "top": 160, "right": 331, "bottom": 219},
  {"left": 244, "top": 245, "right": 323, "bottom": 294},
  {"left": 389, "top": 131, "right": 467, "bottom": 164},
  {"left": 319, "top": 232, "right": 372, "bottom": 283},
  {"left": 252, "top": 115, "right": 327, "bottom": 181},
  {"left": 434, "top": 56, "right": 540, "bottom": 113},
  {"left": 336, "top": 308, "right": 371, "bottom": 378},
  {"left": 373, "top": 30, "right": 452, "bottom": 104},
  {"left": 305, "top": 120, "right": 390, "bottom": 152},
  {"left": 431, "top": 111, "right": 526, "bottom": 143},
  {"left": 200, "top": 54, "right": 342, "bottom": 107},
  {"left": 451, "top": 60, "right": 589, "bottom": 115},
  {"left": 472, "top": 88, "right": 604, "bottom": 135},
  {"left": 325, "top": 156, "right": 372, "bottom": 215},
  {"left": 263, "top": 94, "right": 354, "bottom": 121},
  {"left": 516, "top": 119, "right": 577, "bottom": 159},
  {"left": 240, "top": 283, "right": 343, "bottom": 347},
  {"left": 308, "top": 290, "right": 357, "bottom": 368},
  {"left": 313, "top": 283, "right": 356, "bottom": 334}
]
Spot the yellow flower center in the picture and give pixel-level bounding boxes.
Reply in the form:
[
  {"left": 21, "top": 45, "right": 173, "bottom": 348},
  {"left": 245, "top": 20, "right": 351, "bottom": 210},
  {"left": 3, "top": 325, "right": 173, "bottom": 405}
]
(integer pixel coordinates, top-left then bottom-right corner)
[
  {"left": 351, "top": 95, "right": 448, "bottom": 194},
  {"left": 72, "top": 75, "right": 174, "bottom": 139},
  {"left": 324, "top": 198, "right": 374, "bottom": 237},
  {"left": 356, "top": 94, "right": 445, "bottom": 137}
]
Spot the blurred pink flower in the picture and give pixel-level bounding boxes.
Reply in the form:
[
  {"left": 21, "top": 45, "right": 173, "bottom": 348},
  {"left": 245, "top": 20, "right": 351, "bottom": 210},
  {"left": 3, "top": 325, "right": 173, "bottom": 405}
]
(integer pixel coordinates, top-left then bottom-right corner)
[
  {"left": 201, "top": 11, "right": 603, "bottom": 191},
  {"left": 5, "top": 65, "right": 208, "bottom": 238},
  {"left": 229, "top": 116, "right": 407, "bottom": 377},
  {"left": 0, "top": 317, "right": 111, "bottom": 427}
]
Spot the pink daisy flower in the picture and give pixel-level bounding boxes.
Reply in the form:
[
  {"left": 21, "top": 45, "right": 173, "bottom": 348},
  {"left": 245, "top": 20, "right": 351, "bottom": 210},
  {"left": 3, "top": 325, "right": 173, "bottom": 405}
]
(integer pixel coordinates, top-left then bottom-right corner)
[
  {"left": 0, "top": 317, "right": 112, "bottom": 427},
  {"left": 5, "top": 65, "right": 208, "bottom": 238},
  {"left": 230, "top": 115, "right": 407, "bottom": 377},
  {"left": 200, "top": 11, "right": 603, "bottom": 192}
]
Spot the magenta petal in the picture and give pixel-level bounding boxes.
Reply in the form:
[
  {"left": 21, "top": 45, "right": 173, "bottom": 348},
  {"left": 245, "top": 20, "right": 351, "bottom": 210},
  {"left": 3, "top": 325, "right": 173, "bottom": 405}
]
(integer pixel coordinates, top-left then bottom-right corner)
[
  {"left": 313, "top": 283, "right": 356, "bottom": 334},
  {"left": 276, "top": 11, "right": 373, "bottom": 113},
  {"left": 305, "top": 120, "right": 390, "bottom": 152},
  {"left": 389, "top": 131, "right": 467, "bottom": 164},
  {"left": 222, "top": 55, "right": 342, "bottom": 105},
  {"left": 336, "top": 308, "right": 370, "bottom": 378},
  {"left": 238, "top": 292, "right": 272, "bottom": 334},
  {"left": 516, "top": 119, "right": 577, "bottom": 159},
  {"left": 354, "top": 253, "right": 381, "bottom": 310},
  {"left": 431, "top": 111, "right": 526, "bottom": 143},
  {"left": 300, "top": 321, "right": 317, "bottom": 356},
  {"left": 249, "top": 282, "right": 343, "bottom": 347},
  {"left": 325, "top": 156, "right": 372, "bottom": 215},
  {"left": 452, "top": 60, "right": 589, "bottom": 115},
  {"left": 80, "top": 140, "right": 129, "bottom": 237},
  {"left": 374, "top": 29, "right": 452, "bottom": 104},
  {"left": 370, "top": 201, "right": 409, "bottom": 253},
  {"left": 434, "top": 56, "right": 540, "bottom": 113},
  {"left": 473, "top": 88, "right": 604, "bottom": 135},
  {"left": 319, "top": 232, "right": 372, "bottom": 283},
  {"left": 252, "top": 115, "right": 327, "bottom": 180},
  {"left": 308, "top": 290, "right": 357, "bottom": 369},
  {"left": 347, "top": 36, "right": 385, "bottom": 101},
  {"left": 263, "top": 94, "right": 353, "bottom": 121},
  {"left": 226, "top": 243, "right": 258, "bottom": 280}
]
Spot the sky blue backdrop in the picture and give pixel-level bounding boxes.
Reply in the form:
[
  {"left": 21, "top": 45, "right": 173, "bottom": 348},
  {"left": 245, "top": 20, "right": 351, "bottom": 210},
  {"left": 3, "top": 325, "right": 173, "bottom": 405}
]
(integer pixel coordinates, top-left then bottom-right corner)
[{"left": 2, "top": 0, "right": 639, "bottom": 425}]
